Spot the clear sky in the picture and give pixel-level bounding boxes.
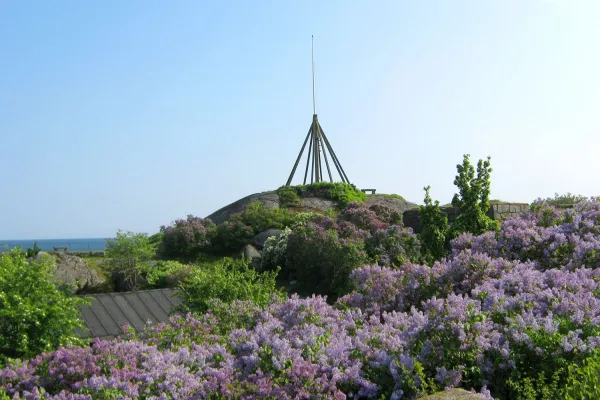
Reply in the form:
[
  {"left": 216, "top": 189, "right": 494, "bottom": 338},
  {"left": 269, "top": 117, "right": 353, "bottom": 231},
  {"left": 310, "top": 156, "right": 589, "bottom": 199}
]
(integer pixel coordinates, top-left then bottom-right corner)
[{"left": 1, "top": 1, "right": 599, "bottom": 239}]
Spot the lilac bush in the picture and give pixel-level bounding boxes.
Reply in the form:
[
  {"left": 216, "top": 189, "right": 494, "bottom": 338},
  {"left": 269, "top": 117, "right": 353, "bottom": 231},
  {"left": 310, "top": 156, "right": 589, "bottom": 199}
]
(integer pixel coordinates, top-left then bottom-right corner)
[
  {"left": 337, "top": 201, "right": 388, "bottom": 233},
  {"left": 365, "top": 226, "right": 421, "bottom": 268},
  {"left": 160, "top": 215, "right": 216, "bottom": 258},
  {"left": 282, "top": 202, "right": 421, "bottom": 298},
  {"left": 367, "top": 203, "right": 403, "bottom": 226},
  {"left": 284, "top": 221, "right": 368, "bottom": 297},
  {"left": 1, "top": 295, "right": 490, "bottom": 399},
  {"left": 2, "top": 198, "right": 600, "bottom": 399},
  {"left": 451, "top": 198, "right": 600, "bottom": 271}
]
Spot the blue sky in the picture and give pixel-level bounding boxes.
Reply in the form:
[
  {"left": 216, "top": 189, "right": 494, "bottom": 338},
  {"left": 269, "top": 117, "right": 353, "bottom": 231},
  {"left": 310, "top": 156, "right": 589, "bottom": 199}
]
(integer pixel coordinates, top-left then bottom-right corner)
[{"left": 1, "top": 1, "right": 599, "bottom": 239}]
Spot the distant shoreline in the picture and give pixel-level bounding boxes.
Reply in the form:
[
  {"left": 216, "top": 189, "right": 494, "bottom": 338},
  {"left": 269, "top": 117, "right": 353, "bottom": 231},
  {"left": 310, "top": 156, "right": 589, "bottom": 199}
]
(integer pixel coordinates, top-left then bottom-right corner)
[{"left": 0, "top": 238, "right": 113, "bottom": 252}]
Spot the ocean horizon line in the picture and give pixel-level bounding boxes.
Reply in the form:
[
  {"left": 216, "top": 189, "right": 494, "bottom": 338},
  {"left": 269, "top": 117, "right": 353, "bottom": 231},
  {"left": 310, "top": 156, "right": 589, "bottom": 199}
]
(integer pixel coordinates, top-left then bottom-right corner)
[
  {"left": 0, "top": 237, "right": 114, "bottom": 242},
  {"left": 0, "top": 237, "right": 114, "bottom": 252}
]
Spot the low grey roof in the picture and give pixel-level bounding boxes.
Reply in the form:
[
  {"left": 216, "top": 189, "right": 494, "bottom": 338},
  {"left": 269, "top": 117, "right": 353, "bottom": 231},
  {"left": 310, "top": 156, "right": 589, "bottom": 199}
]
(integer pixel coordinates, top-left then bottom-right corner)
[{"left": 77, "top": 288, "right": 182, "bottom": 340}]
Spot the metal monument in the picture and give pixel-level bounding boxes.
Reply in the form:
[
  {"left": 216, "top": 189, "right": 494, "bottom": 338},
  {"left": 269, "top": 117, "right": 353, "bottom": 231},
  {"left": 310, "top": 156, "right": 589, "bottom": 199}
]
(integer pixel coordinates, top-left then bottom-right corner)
[{"left": 285, "top": 36, "right": 350, "bottom": 186}]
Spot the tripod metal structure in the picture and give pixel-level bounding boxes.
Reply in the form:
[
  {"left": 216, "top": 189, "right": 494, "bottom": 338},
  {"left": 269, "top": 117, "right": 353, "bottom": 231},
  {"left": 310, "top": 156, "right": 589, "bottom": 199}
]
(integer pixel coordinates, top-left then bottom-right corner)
[{"left": 285, "top": 36, "right": 350, "bottom": 186}]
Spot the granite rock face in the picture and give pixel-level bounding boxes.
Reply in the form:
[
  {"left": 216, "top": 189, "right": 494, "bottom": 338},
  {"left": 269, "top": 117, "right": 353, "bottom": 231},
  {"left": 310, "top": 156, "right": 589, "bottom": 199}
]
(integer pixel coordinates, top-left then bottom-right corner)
[
  {"left": 206, "top": 192, "right": 417, "bottom": 226},
  {"left": 365, "top": 195, "right": 419, "bottom": 216},
  {"left": 297, "top": 197, "right": 337, "bottom": 213},
  {"left": 242, "top": 244, "right": 262, "bottom": 269},
  {"left": 36, "top": 252, "right": 105, "bottom": 292},
  {"left": 252, "top": 229, "right": 284, "bottom": 250},
  {"left": 242, "top": 244, "right": 262, "bottom": 260},
  {"left": 418, "top": 388, "right": 486, "bottom": 399},
  {"left": 206, "top": 191, "right": 280, "bottom": 225},
  {"left": 205, "top": 190, "right": 527, "bottom": 236}
]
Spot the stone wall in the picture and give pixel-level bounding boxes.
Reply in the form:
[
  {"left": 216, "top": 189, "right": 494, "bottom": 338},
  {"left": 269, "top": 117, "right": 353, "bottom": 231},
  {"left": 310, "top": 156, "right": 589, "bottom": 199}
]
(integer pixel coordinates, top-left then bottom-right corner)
[{"left": 403, "top": 202, "right": 530, "bottom": 233}]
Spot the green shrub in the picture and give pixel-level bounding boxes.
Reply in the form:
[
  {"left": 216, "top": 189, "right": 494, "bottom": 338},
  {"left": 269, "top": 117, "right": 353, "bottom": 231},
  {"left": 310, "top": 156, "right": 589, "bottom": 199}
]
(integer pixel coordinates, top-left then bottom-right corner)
[
  {"left": 564, "top": 350, "right": 600, "bottom": 400},
  {"left": 451, "top": 154, "right": 499, "bottom": 237},
  {"left": 504, "top": 370, "right": 562, "bottom": 400},
  {"left": 378, "top": 193, "right": 406, "bottom": 201},
  {"left": 289, "top": 212, "right": 322, "bottom": 226},
  {"left": 276, "top": 185, "right": 300, "bottom": 207},
  {"left": 105, "top": 230, "right": 157, "bottom": 290},
  {"left": 488, "top": 315, "right": 595, "bottom": 400},
  {"left": 148, "top": 232, "right": 164, "bottom": 246},
  {"left": 213, "top": 219, "right": 255, "bottom": 252},
  {"left": 211, "top": 202, "right": 299, "bottom": 253},
  {"left": 235, "top": 201, "right": 297, "bottom": 234},
  {"left": 0, "top": 249, "right": 88, "bottom": 365},
  {"left": 24, "top": 241, "right": 41, "bottom": 258},
  {"left": 285, "top": 223, "right": 368, "bottom": 298},
  {"left": 419, "top": 186, "right": 450, "bottom": 263},
  {"left": 539, "top": 192, "right": 589, "bottom": 207},
  {"left": 277, "top": 182, "right": 366, "bottom": 209},
  {"left": 145, "top": 260, "right": 189, "bottom": 288},
  {"left": 323, "top": 182, "right": 366, "bottom": 208},
  {"left": 178, "top": 257, "right": 284, "bottom": 314}
]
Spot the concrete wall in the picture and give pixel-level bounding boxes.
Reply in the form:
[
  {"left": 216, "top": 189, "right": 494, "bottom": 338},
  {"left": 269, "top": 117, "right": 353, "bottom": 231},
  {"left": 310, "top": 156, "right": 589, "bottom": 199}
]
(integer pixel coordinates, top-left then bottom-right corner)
[{"left": 403, "top": 202, "right": 530, "bottom": 233}]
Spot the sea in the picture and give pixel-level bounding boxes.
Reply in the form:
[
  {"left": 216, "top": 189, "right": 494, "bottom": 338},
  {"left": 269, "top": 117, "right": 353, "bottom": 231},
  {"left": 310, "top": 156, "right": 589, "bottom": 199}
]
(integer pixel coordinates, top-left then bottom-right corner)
[{"left": 0, "top": 238, "right": 112, "bottom": 252}]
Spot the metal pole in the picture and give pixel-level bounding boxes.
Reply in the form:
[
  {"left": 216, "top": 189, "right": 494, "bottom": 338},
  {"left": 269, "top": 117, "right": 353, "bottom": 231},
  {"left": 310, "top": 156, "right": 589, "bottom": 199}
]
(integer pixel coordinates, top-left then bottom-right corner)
[
  {"left": 312, "top": 35, "right": 316, "bottom": 115},
  {"left": 318, "top": 131, "right": 334, "bottom": 182},
  {"left": 321, "top": 129, "right": 350, "bottom": 183},
  {"left": 313, "top": 116, "right": 321, "bottom": 182},
  {"left": 310, "top": 135, "right": 316, "bottom": 184},
  {"left": 286, "top": 127, "right": 312, "bottom": 186},
  {"left": 303, "top": 128, "right": 314, "bottom": 184}
]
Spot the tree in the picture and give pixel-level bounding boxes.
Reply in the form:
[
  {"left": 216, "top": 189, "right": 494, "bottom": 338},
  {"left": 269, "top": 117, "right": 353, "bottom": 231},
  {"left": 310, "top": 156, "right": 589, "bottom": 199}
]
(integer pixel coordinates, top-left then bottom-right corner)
[
  {"left": 105, "top": 230, "right": 157, "bottom": 290},
  {"left": 0, "top": 249, "right": 88, "bottom": 365},
  {"left": 451, "top": 154, "right": 499, "bottom": 237},
  {"left": 419, "top": 186, "right": 450, "bottom": 263}
]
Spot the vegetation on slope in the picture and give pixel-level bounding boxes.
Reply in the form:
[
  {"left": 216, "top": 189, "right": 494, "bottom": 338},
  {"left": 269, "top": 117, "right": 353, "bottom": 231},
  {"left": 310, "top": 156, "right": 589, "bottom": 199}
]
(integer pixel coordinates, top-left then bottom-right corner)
[
  {"left": 3, "top": 154, "right": 600, "bottom": 399},
  {"left": 276, "top": 181, "right": 367, "bottom": 208}
]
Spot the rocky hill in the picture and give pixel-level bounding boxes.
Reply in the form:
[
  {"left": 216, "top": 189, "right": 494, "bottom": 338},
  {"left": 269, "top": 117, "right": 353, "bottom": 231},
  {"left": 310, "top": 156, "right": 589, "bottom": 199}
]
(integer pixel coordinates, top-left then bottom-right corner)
[
  {"left": 206, "top": 191, "right": 419, "bottom": 225},
  {"left": 206, "top": 189, "right": 529, "bottom": 234}
]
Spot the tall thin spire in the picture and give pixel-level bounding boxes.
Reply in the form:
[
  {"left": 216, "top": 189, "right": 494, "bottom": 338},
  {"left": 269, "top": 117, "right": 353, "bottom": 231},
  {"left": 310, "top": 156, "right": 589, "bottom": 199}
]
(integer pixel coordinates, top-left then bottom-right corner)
[
  {"left": 312, "top": 35, "right": 316, "bottom": 115},
  {"left": 285, "top": 36, "right": 350, "bottom": 186}
]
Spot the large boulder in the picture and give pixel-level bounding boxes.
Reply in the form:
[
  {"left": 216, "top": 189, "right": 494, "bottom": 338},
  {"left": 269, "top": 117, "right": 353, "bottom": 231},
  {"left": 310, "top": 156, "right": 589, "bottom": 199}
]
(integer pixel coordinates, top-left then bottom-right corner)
[
  {"left": 365, "top": 194, "right": 419, "bottom": 215},
  {"left": 242, "top": 244, "right": 262, "bottom": 260},
  {"left": 252, "top": 229, "right": 284, "bottom": 249},
  {"left": 418, "top": 388, "right": 486, "bottom": 399},
  {"left": 242, "top": 244, "right": 262, "bottom": 269},
  {"left": 36, "top": 252, "right": 105, "bottom": 292},
  {"left": 206, "top": 191, "right": 280, "bottom": 225},
  {"left": 297, "top": 197, "right": 337, "bottom": 213}
]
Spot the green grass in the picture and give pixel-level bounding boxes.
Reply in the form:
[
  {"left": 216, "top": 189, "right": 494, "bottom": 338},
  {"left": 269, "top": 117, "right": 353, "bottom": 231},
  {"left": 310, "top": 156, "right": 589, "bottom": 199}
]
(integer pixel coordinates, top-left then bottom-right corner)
[
  {"left": 84, "top": 257, "right": 109, "bottom": 278},
  {"left": 370, "top": 193, "right": 406, "bottom": 201}
]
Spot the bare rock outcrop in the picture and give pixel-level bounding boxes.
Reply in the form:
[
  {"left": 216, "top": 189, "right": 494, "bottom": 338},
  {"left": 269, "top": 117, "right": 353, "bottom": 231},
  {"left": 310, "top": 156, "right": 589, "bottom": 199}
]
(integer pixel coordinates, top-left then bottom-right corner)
[
  {"left": 252, "top": 229, "right": 284, "bottom": 250},
  {"left": 242, "top": 244, "right": 262, "bottom": 260},
  {"left": 418, "top": 388, "right": 486, "bottom": 399},
  {"left": 206, "top": 191, "right": 280, "bottom": 225},
  {"left": 36, "top": 252, "right": 105, "bottom": 292},
  {"left": 297, "top": 197, "right": 337, "bottom": 213},
  {"left": 365, "top": 195, "right": 419, "bottom": 215}
]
